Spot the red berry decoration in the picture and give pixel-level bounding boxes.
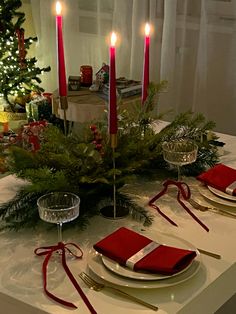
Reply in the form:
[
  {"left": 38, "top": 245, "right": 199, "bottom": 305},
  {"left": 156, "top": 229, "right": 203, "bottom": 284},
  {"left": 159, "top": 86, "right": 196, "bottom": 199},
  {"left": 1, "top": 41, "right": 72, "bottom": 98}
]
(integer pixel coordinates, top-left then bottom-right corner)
[
  {"left": 96, "top": 144, "right": 102, "bottom": 151},
  {"left": 90, "top": 125, "right": 104, "bottom": 155},
  {"left": 95, "top": 136, "right": 102, "bottom": 143},
  {"left": 90, "top": 125, "right": 97, "bottom": 132}
]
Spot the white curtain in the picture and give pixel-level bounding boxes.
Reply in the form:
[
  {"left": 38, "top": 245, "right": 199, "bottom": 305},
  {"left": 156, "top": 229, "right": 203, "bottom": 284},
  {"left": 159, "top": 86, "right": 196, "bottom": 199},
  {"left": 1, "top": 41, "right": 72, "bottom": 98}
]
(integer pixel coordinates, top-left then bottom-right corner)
[
  {"left": 30, "top": 0, "right": 236, "bottom": 135},
  {"left": 159, "top": 0, "right": 236, "bottom": 135}
]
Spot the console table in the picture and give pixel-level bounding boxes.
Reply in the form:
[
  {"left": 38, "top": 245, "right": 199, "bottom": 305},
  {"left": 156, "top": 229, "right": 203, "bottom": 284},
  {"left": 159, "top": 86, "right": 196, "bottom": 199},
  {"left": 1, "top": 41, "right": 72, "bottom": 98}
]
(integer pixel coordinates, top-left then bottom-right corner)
[{"left": 53, "top": 89, "right": 141, "bottom": 123}]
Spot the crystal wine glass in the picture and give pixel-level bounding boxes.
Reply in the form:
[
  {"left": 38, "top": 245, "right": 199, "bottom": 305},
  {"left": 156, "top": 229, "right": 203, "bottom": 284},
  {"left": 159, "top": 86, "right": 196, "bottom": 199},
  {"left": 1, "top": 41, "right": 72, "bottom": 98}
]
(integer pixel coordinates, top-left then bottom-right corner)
[
  {"left": 37, "top": 192, "right": 80, "bottom": 243},
  {"left": 162, "top": 139, "right": 198, "bottom": 181}
]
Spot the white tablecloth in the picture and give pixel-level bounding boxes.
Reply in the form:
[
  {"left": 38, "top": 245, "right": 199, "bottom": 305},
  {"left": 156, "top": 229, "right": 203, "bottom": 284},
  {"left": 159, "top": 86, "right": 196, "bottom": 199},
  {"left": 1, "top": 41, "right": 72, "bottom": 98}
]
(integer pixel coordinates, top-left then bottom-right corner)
[{"left": 0, "top": 122, "right": 236, "bottom": 314}]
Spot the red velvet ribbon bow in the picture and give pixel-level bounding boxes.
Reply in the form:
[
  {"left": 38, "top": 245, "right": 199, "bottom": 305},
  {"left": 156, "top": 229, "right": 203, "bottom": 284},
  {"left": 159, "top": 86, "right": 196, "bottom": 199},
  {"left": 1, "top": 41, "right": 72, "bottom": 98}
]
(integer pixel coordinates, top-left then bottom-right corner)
[
  {"left": 148, "top": 179, "right": 209, "bottom": 232},
  {"left": 34, "top": 242, "right": 97, "bottom": 314}
]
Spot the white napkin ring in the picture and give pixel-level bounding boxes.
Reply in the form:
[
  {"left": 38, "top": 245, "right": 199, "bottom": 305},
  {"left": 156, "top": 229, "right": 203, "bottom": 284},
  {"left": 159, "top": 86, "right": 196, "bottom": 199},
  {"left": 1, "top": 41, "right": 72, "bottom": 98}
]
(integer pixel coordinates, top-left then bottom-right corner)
[
  {"left": 125, "top": 241, "right": 160, "bottom": 270},
  {"left": 226, "top": 181, "right": 236, "bottom": 195}
]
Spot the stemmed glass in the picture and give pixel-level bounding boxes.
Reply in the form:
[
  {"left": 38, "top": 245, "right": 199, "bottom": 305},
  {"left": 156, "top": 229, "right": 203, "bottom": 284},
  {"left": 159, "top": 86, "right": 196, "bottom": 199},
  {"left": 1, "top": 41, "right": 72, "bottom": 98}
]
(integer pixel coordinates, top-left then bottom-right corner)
[
  {"left": 162, "top": 139, "right": 198, "bottom": 181},
  {"left": 37, "top": 192, "right": 80, "bottom": 243}
]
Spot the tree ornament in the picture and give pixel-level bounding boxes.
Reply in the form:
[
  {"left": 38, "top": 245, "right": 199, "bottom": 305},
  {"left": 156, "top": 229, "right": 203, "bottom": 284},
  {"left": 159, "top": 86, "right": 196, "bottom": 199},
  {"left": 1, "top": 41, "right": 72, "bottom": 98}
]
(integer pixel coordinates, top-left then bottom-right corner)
[{"left": 16, "top": 28, "right": 26, "bottom": 67}]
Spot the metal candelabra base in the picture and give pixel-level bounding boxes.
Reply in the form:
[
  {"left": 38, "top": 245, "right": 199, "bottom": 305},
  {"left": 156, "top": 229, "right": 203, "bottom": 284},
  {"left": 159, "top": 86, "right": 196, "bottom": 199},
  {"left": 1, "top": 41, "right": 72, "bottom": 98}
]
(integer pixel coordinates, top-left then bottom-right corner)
[{"left": 100, "top": 205, "right": 129, "bottom": 219}]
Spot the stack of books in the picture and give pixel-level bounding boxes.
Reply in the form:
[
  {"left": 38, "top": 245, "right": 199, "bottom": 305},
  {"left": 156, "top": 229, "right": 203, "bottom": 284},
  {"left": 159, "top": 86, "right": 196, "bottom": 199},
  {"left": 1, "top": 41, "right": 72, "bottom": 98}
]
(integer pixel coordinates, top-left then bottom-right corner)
[{"left": 102, "top": 77, "right": 142, "bottom": 98}]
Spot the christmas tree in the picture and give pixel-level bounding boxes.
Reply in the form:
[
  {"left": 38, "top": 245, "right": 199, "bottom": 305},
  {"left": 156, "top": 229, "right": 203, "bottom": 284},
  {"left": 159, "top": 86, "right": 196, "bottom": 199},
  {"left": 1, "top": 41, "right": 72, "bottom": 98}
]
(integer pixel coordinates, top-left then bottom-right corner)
[{"left": 0, "top": 0, "right": 50, "bottom": 112}]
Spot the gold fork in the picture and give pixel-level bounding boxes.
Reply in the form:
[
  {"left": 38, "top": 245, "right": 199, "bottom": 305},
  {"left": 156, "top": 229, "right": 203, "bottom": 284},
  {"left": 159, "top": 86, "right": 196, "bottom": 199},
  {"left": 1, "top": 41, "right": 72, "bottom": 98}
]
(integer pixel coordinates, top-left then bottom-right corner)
[
  {"left": 187, "top": 198, "right": 236, "bottom": 219},
  {"left": 79, "top": 272, "right": 158, "bottom": 311}
]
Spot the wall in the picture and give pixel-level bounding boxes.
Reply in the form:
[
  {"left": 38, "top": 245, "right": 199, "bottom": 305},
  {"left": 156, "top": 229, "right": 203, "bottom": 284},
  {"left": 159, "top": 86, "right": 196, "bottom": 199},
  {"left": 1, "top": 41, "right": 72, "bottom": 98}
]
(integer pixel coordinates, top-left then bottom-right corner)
[{"left": 21, "top": 0, "right": 36, "bottom": 57}]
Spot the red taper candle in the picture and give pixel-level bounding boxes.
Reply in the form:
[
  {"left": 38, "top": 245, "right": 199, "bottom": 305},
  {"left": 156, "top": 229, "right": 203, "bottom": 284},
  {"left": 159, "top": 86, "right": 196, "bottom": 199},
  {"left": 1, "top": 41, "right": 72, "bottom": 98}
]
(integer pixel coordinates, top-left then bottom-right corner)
[
  {"left": 109, "top": 32, "right": 117, "bottom": 135},
  {"left": 56, "top": 1, "right": 67, "bottom": 97},
  {"left": 142, "top": 23, "right": 150, "bottom": 104}
]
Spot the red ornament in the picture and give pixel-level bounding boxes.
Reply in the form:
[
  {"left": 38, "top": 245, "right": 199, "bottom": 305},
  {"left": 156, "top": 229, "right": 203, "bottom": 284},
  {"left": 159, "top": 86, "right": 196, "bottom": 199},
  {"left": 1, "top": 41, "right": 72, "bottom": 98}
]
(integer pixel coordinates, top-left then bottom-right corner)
[{"left": 16, "top": 28, "right": 26, "bottom": 67}]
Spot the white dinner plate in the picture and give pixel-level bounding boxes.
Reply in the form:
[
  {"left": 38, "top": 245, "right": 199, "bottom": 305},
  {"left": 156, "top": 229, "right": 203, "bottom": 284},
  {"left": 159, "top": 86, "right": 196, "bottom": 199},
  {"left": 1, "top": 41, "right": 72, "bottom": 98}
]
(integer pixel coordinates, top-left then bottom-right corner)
[
  {"left": 88, "top": 231, "right": 201, "bottom": 289},
  {"left": 208, "top": 186, "right": 236, "bottom": 202},
  {"left": 199, "top": 185, "right": 236, "bottom": 208},
  {"left": 101, "top": 254, "right": 193, "bottom": 281}
]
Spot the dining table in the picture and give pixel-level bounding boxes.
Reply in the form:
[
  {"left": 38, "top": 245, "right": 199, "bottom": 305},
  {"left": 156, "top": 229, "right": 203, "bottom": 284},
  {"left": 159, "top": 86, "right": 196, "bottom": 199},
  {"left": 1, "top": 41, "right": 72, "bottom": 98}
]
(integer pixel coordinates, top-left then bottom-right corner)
[{"left": 0, "top": 121, "right": 235, "bottom": 314}]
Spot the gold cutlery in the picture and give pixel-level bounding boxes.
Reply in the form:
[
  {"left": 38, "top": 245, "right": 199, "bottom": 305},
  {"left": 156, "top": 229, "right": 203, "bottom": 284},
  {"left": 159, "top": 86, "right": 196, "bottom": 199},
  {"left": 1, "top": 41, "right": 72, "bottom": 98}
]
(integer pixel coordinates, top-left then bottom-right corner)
[
  {"left": 196, "top": 248, "right": 221, "bottom": 259},
  {"left": 187, "top": 198, "right": 236, "bottom": 219},
  {"left": 79, "top": 272, "right": 158, "bottom": 311}
]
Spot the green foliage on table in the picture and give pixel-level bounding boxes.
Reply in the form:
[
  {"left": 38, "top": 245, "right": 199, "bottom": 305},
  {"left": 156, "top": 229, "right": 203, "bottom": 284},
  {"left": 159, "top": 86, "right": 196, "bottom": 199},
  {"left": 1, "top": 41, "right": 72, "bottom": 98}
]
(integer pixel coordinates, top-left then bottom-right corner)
[{"left": 0, "top": 81, "right": 219, "bottom": 230}]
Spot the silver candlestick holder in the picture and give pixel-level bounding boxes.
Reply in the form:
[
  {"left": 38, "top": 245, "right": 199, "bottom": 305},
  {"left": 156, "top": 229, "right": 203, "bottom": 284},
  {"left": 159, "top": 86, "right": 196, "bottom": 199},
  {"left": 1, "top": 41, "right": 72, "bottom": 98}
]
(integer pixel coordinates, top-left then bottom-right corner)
[{"left": 100, "top": 134, "right": 129, "bottom": 219}]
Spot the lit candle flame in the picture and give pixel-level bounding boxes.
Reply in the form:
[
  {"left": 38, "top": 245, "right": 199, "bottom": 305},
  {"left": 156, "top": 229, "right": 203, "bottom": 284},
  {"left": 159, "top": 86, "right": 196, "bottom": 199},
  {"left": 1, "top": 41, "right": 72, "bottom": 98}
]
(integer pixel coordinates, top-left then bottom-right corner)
[
  {"left": 110, "top": 32, "right": 117, "bottom": 47},
  {"left": 145, "top": 23, "right": 150, "bottom": 36},
  {"left": 56, "top": 1, "right": 62, "bottom": 15}
]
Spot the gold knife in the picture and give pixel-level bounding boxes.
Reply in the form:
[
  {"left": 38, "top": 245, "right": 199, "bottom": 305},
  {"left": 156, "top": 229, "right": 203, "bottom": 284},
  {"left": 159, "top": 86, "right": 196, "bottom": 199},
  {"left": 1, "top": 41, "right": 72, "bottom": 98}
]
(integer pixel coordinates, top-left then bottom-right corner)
[
  {"left": 207, "top": 207, "right": 236, "bottom": 219},
  {"left": 197, "top": 248, "right": 221, "bottom": 259}
]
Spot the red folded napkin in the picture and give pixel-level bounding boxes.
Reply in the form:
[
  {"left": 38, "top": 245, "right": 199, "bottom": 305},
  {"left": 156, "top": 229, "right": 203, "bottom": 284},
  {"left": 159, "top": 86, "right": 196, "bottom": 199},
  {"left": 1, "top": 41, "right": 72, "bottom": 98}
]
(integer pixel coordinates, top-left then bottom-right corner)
[
  {"left": 93, "top": 227, "right": 197, "bottom": 275},
  {"left": 197, "top": 164, "right": 236, "bottom": 195}
]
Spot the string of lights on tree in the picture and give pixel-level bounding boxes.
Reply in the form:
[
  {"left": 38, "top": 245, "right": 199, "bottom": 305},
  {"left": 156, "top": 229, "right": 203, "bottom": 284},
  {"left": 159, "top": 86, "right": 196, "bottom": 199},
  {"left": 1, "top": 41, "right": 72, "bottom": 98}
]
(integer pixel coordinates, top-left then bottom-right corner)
[{"left": 0, "top": 0, "right": 50, "bottom": 112}]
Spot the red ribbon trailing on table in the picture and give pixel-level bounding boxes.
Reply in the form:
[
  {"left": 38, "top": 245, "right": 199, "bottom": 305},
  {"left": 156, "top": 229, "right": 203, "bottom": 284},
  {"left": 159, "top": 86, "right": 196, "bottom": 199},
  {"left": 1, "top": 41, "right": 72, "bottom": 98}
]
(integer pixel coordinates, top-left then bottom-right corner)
[
  {"left": 148, "top": 179, "right": 209, "bottom": 232},
  {"left": 34, "top": 242, "right": 97, "bottom": 314}
]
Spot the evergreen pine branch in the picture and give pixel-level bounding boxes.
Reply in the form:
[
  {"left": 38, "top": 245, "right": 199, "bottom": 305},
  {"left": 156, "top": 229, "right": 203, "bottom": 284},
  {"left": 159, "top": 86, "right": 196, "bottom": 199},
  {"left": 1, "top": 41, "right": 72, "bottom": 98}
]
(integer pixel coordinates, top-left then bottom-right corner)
[{"left": 117, "top": 192, "right": 153, "bottom": 226}]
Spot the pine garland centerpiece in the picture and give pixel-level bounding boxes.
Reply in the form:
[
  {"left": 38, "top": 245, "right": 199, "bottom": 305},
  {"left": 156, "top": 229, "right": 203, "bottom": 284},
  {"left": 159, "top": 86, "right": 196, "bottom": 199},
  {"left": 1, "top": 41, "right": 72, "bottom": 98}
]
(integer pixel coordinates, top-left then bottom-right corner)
[{"left": 0, "top": 82, "right": 219, "bottom": 230}]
